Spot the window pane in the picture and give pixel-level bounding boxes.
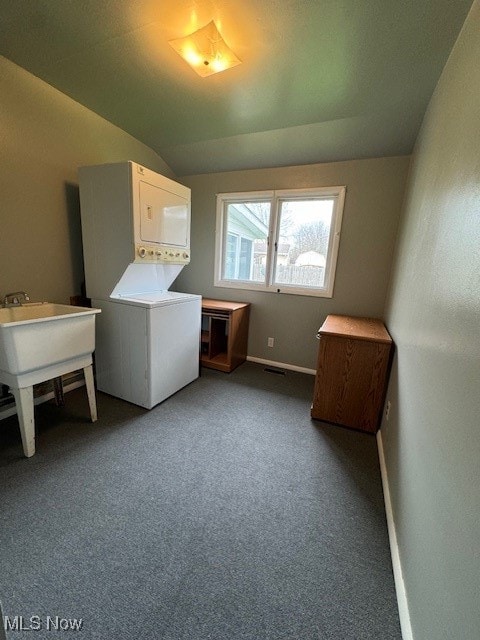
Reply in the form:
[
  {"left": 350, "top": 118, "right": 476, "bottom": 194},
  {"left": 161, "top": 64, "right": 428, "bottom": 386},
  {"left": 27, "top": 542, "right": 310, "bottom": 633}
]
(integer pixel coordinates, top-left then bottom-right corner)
[
  {"left": 223, "top": 202, "right": 270, "bottom": 282},
  {"left": 274, "top": 199, "right": 334, "bottom": 288},
  {"left": 239, "top": 237, "right": 252, "bottom": 279},
  {"left": 224, "top": 233, "right": 237, "bottom": 279}
]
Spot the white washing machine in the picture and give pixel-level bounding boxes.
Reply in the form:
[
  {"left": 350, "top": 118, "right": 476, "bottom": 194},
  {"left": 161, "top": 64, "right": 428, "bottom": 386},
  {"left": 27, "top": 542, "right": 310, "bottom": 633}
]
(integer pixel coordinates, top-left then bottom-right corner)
[
  {"left": 92, "top": 292, "right": 200, "bottom": 409},
  {"left": 79, "top": 161, "right": 201, "bottom": 409}
]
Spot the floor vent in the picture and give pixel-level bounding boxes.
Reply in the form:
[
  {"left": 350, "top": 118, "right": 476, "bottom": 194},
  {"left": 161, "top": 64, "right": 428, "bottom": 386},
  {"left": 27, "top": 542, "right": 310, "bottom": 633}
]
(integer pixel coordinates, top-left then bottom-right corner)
[{"left": 264, "top": 367, "right": 286, "bottom": 376}]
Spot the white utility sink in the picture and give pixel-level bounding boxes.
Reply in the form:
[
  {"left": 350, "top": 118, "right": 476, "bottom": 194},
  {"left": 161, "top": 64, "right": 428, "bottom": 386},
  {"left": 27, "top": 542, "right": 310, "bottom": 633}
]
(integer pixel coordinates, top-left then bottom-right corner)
[{"left": 0, "top": 302, "right": 101, "bottom": 457}]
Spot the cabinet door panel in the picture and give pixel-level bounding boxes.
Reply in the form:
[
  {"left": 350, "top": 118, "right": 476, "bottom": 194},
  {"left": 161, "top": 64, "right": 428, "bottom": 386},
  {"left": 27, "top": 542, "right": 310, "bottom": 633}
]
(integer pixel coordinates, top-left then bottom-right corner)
[{"left": 312, "top": 336, "right": 389, "bottom": 432}]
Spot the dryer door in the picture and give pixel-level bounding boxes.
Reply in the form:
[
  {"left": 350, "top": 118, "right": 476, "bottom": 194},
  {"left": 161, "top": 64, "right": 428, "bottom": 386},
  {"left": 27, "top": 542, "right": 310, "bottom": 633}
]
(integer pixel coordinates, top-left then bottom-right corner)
[{"left": 139, "top": 180, "right": 189, "bottom": 247}]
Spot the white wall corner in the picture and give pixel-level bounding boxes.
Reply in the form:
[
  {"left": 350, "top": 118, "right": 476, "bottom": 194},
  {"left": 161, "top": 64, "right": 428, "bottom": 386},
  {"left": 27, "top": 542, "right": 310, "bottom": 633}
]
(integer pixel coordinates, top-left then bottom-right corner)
[{"left": 377, "top": 429, "right": 414, "bottom": 640}]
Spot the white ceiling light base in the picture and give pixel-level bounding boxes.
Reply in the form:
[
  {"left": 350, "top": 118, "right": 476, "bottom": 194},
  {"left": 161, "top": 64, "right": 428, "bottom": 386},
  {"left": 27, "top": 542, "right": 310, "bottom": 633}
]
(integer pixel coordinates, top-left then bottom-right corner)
[{"left": 169, "top": 20, "right": 241, "bottom": 77}]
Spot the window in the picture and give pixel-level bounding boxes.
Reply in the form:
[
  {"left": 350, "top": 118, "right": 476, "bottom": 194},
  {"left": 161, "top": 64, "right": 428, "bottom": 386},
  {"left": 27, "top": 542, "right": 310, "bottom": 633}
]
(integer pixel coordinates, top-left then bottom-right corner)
[{"left": 215, "top": 187, "right": 346, "bottom": 297}]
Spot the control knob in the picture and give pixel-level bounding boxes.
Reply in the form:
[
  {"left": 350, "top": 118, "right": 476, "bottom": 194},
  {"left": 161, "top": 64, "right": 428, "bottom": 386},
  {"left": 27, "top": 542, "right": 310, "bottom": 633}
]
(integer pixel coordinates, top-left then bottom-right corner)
[{"left": 138, "top": 246, "right": 146, "bottom": 258}]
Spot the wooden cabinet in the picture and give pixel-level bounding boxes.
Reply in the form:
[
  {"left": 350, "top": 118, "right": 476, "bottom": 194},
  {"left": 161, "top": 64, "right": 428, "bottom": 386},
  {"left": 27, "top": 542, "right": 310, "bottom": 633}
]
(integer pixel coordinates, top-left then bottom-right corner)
[
  {"left": 200, "top": 299, "right": 250, "bottom": 372},
  {"left": 311, "top": 315, "right": 392, "bottom": 433}
]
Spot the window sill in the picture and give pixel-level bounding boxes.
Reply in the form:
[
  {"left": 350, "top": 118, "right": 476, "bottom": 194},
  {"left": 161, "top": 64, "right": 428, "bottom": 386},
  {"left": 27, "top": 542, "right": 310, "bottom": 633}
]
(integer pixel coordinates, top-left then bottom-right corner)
[{"left": 214, "top": 280, "right": 334, "bottom": 298}]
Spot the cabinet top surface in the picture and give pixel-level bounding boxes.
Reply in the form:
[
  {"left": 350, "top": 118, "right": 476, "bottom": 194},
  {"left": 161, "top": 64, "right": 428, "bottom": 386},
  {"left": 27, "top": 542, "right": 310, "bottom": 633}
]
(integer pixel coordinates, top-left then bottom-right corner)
[
  {"left": 319, "top": 314, "right": 392, "bottom": 343},
  {"left": 202, "top": 298, "right": 250, "bottom": 312}
]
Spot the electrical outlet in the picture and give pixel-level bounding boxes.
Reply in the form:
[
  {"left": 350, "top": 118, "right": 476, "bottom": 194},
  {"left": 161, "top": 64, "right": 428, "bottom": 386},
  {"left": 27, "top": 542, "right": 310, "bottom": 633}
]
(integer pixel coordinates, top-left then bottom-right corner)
[
  {"left": 385, "top": 400, "right": 391, "bottom": 421},
  {"left": 267, "top": 337, "right": 274, "bottom": 348}
]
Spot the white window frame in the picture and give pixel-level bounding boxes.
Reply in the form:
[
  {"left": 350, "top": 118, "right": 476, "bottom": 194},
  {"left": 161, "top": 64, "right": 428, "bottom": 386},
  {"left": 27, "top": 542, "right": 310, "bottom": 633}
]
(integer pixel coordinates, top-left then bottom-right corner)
[{"left": 214, "top": 186, "right": 346, "bottom": 298}]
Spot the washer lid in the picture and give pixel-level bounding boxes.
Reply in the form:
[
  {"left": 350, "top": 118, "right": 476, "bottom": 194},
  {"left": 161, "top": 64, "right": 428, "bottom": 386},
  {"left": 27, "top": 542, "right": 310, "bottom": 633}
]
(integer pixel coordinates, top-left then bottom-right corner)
[
  {"left": 111, "top": 290, "right": 201, "bottom": 308},
  {"left": 111, "top": 263, "right": 184, "bottom": 297}
]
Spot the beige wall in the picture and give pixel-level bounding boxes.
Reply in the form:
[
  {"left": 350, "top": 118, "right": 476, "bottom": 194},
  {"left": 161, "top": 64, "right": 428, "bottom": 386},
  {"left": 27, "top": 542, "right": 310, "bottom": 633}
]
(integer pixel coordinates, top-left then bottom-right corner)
[
  {"left": 0, "top": 56, "right": 173, "bottom": 305},
  {"left": 174, "top": 157, "right": 410, "bottom": 370},
  {"left": 381, "top": 1, "right": 480, "bottom": 638}
]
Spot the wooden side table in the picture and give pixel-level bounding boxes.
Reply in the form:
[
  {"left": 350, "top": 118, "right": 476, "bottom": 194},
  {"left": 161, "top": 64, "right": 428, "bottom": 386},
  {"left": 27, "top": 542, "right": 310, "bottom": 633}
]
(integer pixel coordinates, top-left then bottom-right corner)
[
  {"left": 200, "top": 299, "right": 250, "bottom": 372},
  {"left": 311, "top": 314, "right": 392, "bottom": 433}
]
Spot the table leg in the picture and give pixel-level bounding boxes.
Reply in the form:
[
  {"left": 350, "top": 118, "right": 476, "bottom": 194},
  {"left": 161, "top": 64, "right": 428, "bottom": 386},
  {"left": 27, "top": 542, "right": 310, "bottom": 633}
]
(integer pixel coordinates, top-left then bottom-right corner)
[
  {"left": 83, "top": 365, "right": 97, "bottom": 422},
  {"left": 10, "top": 386, "right": 35, "bottom": 458}
]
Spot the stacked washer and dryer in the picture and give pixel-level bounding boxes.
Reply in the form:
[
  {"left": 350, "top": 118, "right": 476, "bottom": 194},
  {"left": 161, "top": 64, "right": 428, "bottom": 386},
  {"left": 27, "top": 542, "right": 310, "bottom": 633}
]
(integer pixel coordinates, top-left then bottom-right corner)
[{"left": 78, "top": 161, "right": 201, "bottom": 409}]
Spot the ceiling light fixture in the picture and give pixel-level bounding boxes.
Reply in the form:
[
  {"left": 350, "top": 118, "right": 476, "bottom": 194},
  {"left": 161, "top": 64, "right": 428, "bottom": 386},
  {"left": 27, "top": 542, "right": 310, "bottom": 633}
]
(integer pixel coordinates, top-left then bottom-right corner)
[{"left": 169, "top": 20, "right": 241, "bottom": 77}]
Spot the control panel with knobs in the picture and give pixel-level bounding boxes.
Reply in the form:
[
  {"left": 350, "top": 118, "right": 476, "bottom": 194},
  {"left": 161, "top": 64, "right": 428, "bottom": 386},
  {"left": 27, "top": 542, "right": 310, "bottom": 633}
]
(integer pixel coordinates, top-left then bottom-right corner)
[{"left": 135, "top": 244, "right": 190, "bottom": 264}]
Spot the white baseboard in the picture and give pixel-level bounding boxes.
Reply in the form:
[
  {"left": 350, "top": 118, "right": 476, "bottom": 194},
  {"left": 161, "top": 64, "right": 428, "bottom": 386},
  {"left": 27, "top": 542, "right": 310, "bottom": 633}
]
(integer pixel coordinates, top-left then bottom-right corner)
[
  {"left": 246, "top": 356, "right": 316, "bottom": 376},
  {"left": 377, "top": 430, "right": 414, "bottom": 640},
  {"left": 0, "top": 379, "right": 86, "bottom": 421}
]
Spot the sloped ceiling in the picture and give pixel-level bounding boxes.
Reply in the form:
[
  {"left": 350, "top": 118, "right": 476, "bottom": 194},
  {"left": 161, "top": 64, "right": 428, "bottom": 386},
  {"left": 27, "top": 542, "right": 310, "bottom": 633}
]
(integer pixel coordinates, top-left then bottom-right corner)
[{"left": 0, "top": 0, "right": 473, "bottom": 176}]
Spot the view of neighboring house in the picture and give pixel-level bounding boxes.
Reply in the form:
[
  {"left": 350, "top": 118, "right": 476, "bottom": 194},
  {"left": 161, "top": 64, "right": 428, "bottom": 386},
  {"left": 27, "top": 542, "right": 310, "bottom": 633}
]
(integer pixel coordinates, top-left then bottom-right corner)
[{"left": 224, "top": 203, "right": 269, "bottom": 280}]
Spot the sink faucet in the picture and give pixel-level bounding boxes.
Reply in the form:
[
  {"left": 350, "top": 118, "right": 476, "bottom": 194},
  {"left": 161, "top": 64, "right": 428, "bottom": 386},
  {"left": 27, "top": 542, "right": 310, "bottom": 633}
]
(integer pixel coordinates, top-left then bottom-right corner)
[{"left": 3, "top": 291, "right": 30, "bottom": 307}]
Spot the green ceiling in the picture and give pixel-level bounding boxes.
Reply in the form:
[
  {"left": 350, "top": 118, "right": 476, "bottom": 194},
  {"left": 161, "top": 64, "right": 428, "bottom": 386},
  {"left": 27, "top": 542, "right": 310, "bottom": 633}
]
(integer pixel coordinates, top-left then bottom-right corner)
[{"left": 0, "top": 0, "right": 473, "bottom": 175}]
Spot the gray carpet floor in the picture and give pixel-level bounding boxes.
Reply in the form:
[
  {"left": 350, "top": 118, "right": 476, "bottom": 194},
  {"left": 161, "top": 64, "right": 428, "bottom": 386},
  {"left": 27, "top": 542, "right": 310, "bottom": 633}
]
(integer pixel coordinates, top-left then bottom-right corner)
[{"left": 0, "top": 362, "right": 402, "bottom": 639}]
